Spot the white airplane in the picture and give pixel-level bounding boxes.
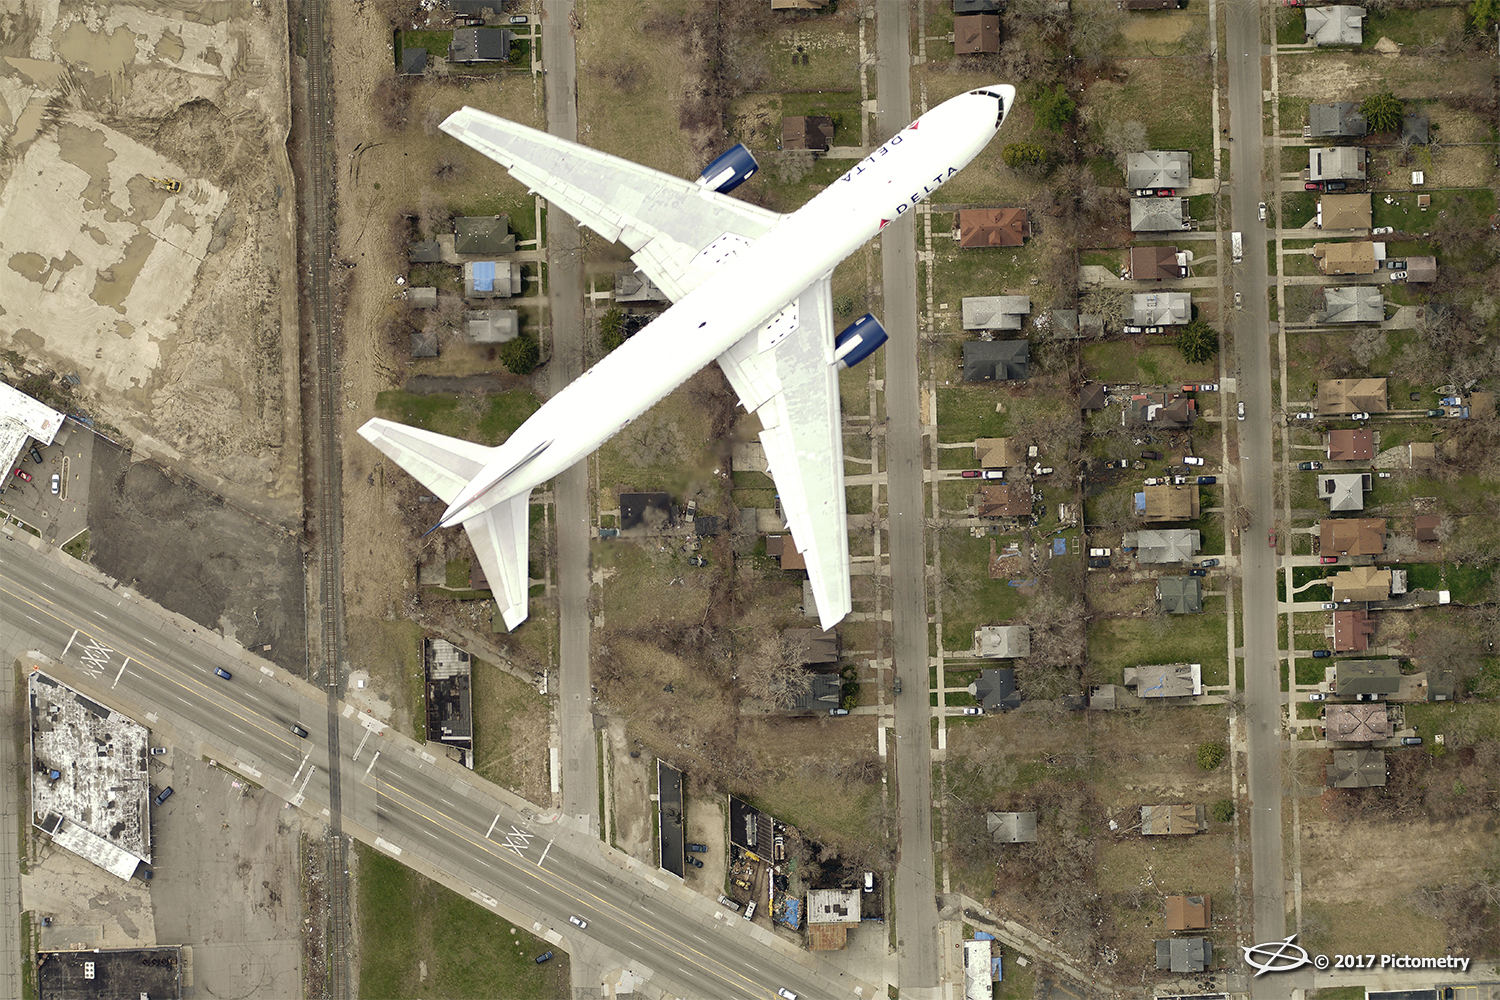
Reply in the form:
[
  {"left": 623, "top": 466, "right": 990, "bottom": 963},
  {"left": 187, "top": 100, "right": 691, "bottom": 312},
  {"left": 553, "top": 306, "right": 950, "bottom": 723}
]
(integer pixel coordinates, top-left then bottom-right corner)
[{"left": 359, "top": 85, "right": 1016, "bottom": 631}]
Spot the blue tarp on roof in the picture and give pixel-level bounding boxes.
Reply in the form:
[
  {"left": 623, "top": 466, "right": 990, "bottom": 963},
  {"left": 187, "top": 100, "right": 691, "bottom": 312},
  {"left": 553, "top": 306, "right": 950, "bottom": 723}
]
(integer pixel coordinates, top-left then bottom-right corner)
[
  {"left": 1134, "top": 491, "right": 1146, "bottom": 512},
  {"left": 472, "top": 261, "right": 495, "bottom": 292},
  {"left": 993, "top": 953, "right": 1003, "bottom": 981},
  {"left": 974, "top": 931, "right": 995, "bottom": 941},
  {"left": 780, "top": 897, "right": 800, "bottom": 928},
  {"left": 1052, "top": 537, "right": 1067, "bottom": 555}
]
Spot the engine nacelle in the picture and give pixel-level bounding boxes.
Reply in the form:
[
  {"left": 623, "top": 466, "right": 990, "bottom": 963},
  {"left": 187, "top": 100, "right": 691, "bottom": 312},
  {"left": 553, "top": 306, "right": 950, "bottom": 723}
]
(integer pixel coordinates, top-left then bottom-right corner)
[
  {"left": 833, "top": 313, "right": 888, "bottom": 370},
  {"left": 697, "top": 144, "right": 759, "bottom": 194}
]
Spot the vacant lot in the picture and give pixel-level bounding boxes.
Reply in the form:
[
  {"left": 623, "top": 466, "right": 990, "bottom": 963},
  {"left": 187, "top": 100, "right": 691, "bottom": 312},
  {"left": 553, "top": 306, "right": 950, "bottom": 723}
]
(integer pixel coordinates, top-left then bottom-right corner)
[{"left": 472, "top": 660, "right": 551, "bottom": 806}]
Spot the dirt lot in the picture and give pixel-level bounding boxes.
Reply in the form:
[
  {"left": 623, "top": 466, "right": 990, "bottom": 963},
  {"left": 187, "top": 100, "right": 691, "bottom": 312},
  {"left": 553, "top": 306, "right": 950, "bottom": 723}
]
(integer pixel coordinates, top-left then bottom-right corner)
[
  {"left": 87, "top": 437, "right": 307, "bottom": 674},
  {"left": 0, "top": 2, "right": 300, "bottom": 521}
]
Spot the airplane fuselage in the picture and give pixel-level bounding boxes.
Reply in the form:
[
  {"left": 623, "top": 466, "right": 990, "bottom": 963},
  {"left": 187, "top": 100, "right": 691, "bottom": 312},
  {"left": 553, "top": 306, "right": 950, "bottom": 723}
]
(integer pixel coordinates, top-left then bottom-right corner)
[{"left": 441, "top": 87, "right": 1012, "bottom": 527}]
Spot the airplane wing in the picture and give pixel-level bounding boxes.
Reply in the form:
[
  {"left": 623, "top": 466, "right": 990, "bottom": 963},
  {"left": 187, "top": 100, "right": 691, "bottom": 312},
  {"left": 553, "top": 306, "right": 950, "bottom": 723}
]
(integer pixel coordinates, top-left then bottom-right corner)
[
  {"left": 716, "top": 277, "right": 851, "bottom": 630},
  {"left": 441, "top": 108, "right": 785, "bottom": 302},
  {"left": 357, "top": 419, "right": 533, "bottom": 630}
]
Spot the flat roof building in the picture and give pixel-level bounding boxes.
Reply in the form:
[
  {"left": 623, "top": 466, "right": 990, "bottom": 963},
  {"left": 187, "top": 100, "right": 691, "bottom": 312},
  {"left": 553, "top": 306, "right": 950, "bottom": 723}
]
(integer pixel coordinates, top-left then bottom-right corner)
[{"left": 1124, "top": 663, "right": 1203, "bottom": 698}]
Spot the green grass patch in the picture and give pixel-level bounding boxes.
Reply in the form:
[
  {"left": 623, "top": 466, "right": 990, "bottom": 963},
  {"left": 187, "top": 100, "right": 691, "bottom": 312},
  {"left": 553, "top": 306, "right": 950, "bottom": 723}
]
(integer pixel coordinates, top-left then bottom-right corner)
[
  {"left": 61, "top": 529, "right": 89, "bottom": 560},
  {"left": 936, "top": 384, "right": 1012, "bottom": 444},
  {"left": 1082, "top": 341, "right": 1217, "bottom": 386},
  {"left": 1404, "top": 563, "right": 1442, "bottom": 590},
  {"left": 1087, "top": 597, "right": 1229, "bottom": 685},
  {"left": 938, "top": 530, "right": 1028, "bottom": 651},
  {"left": 1447, "top": 564, "right": 1494, "bottom": 603},
  {"left": 1295, "top": 658, "right": 1327, "bottom": 685},
  {"left": 374, "top": 389, "right": 539, "bottom": 446},
  {"left": 356, "top": 842, "right": 568, "bottom": 998}
]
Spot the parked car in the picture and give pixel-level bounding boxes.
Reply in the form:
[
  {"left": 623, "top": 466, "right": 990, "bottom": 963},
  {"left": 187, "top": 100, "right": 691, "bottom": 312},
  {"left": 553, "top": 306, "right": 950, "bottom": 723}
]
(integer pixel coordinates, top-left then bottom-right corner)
[
  {"left": 892, "top": 677, "right": 902, "bottom": 695},
  {"left": 509, "top": 14, "right": 529, "bottom": 23},
  {"left": 1349, "top": 411, "right": 1370, "bottom": 420},
  {"left": 13, "top": 467, "right": 32, "bottom": 482},
  {"left": 213, "top": 666, "right": 232, "bottom": 680},
  {"left": 962, "top": 706, "right": 982, "bottom": 716},
  {"left": 1308, "top": 692, "right": 1326, "bottom": 701},
  {"left": 686, "top": 856, "right": 703, "bottom": 868},
  {"left": 1198, "top": 382, "right": 1219, "bottom": 392},
  {"left": 1088, "top": 558, "right": 1111, "bottom": 568},
  {"left": 1295, "top": 411, "right": 1316, "bottom": 420},
  {"left": 598, "top": 528, "right": 620, "bottom": 538},
  {"left": 829, "top": 707, "right": 849, "bottom": 716},
  {"left": 568, "top": 915, "right": 587, "bottom": 929},
  {"left": 1143, "top": 477, "right": 1160, "bottom": 487},
  {"left": 1298, "top": 461, "right": 1323, "bottom": 471},
  {"left": 1320, "top": 555, "right": 1339, "bottom": 564},
  {"left": 1237, "top": 401, "right": 1246, "bottom": 421},
  {"left": 149, "top": 747, "right": 167, "bottom": 756},
  {"left": 1321, "top": 602, "right": 1337, "bottom": 610},
  {"left": 1401, "top": 736, "right": 1424, "bottom": 746},
  {"left": 1155, "top": 189, "right": 1176, "bottom": 197},
  {"left": 1142, "top": 326, "right": 1164, "bottom": 334},
  {"left": 1312, "top": 650, "right": 1331, "bottom": 658},
  {"left": 1377, "top": 471, "right": 1392, "bottom": 479},
  {"left": 1441, "top": 396, "right": 1463, "bottom": 406},
  {"left": 1372, "top": 226, "right": 1394, "bottom": 235},
  {"left": 1184, "top": 456, "right": 1205, "bottom": 466},
  {"left": 535, "top": 952, "right": 554, "bottom": 964},
  {"left": 1139, "top": 450, "right": 1162, "bottom": 460},
  {"left": 1121, "top": 325, "right": 1144, "bottom": 334},
  {"left": 1425, "top": 409, "right": 1445, "bottom": 417},
  {"left": 960, "top": 470, "right": 982, "bottom": 478},
  {"left": 1172, "top": 475, "right": 1190, "bottom": 485},
  {"left": 50, "top": 473, "right": 59, "bottom": 494},
  {"left": 1131, "top": 189, "right": 1156, "bottom": 197},
  {"left": 1269, "top": 530, "right": 1277, "bottom": 548},
  {"left": 716, "top": 894, "right": 742, "bottom": 911},
  {"left": 28, "top": 445, "right": 43, "bottom": 463},
  {"left": 1188, "top": 568, "right": 1207, "bottom": 577},
  {"left": 152, "top": 786, "right": 174, "bottom": 806},
  {"left": 1304, "top": 181, "right": 1323, "bottom": 191},
  {"left": 1385, "top": 260, "right": 1407, "bottom": 270},
  {"left": 686, "top": 843, "right": 708, "bottom": 852},
  {"left": 982, "top": 470, "right": 1004, "bottom": 480},
  {"left": 290, "top": 724, "right": 310, "bottom": 738},
  {"left": 1391, "top": 270, "right": 1407, "bottom": 280},
  {"left": 687, "top": 556, "right": 707, "bottom": 567},
  {"left": 1234, "top": 291, "right": 1242, "bottom": 309},
  {"left": 1324, "top": 180, "right": 1348, "bottom": 191},
  {"left": 1199, "top": 559, "right": 1219, "bottom": 567},
  {"left": 1197, "top": 475, "right": 1217, "bottom": 484}
]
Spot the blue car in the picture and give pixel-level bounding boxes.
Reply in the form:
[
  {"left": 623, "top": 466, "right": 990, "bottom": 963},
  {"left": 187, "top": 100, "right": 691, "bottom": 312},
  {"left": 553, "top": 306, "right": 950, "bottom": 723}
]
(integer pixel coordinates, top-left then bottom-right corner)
[
  {"left": 1196, "top": 475, "right": 1217, "bottom": 484},
  {"left": 213, "top": 666, "right": 232, "bottom": 680},
  {"left": 535, "top": 951, "right": 554, "bottom": 964}
]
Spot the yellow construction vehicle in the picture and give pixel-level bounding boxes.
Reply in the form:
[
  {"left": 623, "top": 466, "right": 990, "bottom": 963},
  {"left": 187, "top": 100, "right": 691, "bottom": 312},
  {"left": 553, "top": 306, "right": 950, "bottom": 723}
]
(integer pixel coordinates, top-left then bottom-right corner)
[{"left": 146, "top": 176, "right": 182, "bottom": 193}]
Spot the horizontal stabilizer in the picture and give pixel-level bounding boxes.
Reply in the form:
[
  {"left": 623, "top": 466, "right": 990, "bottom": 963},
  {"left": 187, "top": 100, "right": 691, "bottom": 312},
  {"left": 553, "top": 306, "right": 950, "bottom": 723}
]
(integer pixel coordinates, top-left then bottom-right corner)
[{"left": 357, "top": 419, "right": 496, "bottom": 506}]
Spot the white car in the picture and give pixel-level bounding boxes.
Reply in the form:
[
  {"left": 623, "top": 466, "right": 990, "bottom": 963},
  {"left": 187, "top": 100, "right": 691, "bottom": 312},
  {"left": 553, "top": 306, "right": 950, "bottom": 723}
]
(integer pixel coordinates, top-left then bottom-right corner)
[
  {"left": 1308, "top": 693, "right": 1326, "bottom": 702},
  {"left": 568, "top": 915, "right": 587, "bottom": 929},
  {"left": 778, "top": 990, "right": 799, "bottom": 1000},
  {"left": 982, "top": 470, "right": 1004, "bottom": 480},
  {"left": 1322, "top": 602, "right": 1338, "bottom": 610},
  {"left": 1295, "top": 411, "right": 1316, "bottom": 420},
  {"left": 1349, "top": 411, "right": 1370, "bottom": 421},
  {"left": 1391, "top": 270, "right": 1407, "bottom": 280},
  {"left": 962, "top": 706, "right": 983, "bottom": 716},
  {"left": 1258, "top": 202, "right": 1267, "bottom": 221},
  {"left": 1183, "top": 456, "right": 1206, "bottom": 466},
  {"left": 1234, "top": 291, "right": 1242, "bottom": 309},
  {"left": 1372, "top": 226, "right": 1394, "bottom": 235},
  {"left": 1237, "top": 401, "right": 1246, "bottom": 421}
]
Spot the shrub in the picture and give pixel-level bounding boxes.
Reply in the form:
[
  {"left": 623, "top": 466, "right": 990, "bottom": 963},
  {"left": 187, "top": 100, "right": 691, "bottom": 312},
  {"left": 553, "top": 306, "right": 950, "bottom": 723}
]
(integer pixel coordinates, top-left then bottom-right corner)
[
  {"left": 1002, "top": 142, "right": 1048, "bottom": 170},
  {"left": 600, "top": 308, "right": 626, "bottom": 351},
  {"left": 1176, "top": 320, "right": 1219, "bottom": 365},
  {"left": 500, "top": 334, "right": 540, "bottom": 375},
  {"left": 1210, "top": 799, "right": 1235, "bottom": 822},
  {"left": 1197, "top": 741, "right": 1227, "bottom": 770}
]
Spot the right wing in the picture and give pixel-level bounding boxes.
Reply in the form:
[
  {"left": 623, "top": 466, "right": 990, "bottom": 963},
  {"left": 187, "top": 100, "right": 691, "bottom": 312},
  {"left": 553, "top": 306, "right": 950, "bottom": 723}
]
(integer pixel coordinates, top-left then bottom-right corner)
[
  {"left": 357, "top": 419, "right": 532, "bottom": 631},
  {"left": 441, "top": 108, "right": 785, "bottom": 301}
]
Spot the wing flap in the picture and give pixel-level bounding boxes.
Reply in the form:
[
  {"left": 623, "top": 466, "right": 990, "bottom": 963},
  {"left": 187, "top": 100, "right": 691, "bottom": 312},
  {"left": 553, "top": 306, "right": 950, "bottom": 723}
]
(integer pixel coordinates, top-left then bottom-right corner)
[
  {"left": 459, "top": 490, "right": 533, "bottom": 632},
  {"left": 357, "top": 419, "right": 495, "bottom": 506}
]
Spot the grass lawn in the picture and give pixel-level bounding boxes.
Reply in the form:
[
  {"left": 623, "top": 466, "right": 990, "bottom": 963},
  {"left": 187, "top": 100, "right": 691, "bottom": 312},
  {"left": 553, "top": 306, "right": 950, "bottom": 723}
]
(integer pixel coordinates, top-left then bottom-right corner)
[
  {"left": 1084, "top": 59, "right": 1213, "bottom": 170},
  {"left": 938, "top": 529, "right": 1029, "bottom": 651},
  {"left": 1082, "top": 341, "right": 1216, "bottom": 386},
  {"left": 345, "top": 617, "right": 425, "bottom": 739},
  {"left": 472, "top": 660, "right": 551, "bottom": 804},
  {"left": 357, "top": 843, "right": 568, "bottom": 999},
  {"left": 936, "top": 384, "right": 1013, "bottom": 444},
  {"left": 1088, "top": 598, "right": 1229, "bottom": 685},
  {"left": 373, "top": 390, "right": 539, "bottom": 447}
]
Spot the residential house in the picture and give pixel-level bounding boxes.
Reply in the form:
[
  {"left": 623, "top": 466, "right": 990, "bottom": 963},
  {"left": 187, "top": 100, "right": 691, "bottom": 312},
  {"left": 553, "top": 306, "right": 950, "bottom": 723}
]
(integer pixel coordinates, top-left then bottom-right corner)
[
  {"left": 1041, "top": 308, "right": 1081, "bottom": 339},
  {"left": 1164, "top": 895, "right": 1211, "bottom": 931},
  {"left": 1125, "top": 528, "right": 1201, "bottom": 564},
  {"left": 1079, "top": 383, "right": 1106, "bottom": 411},
  {"left": 1327, "top": 428, "right": 1374, "bottom": 461},
  {"left": 1127, "top": 392, "right": 1197, "bottom": 428},
  {"left": 1318, "top": 472, "right": 1371, "bottom": 512},
  {"left": 1328, "top": 749, "right": 1387, "bottom": 788},
  {"left": 619, "top": 492, "right": 674, "bottom": 530},
  {"left": 407, "top": 286, "right": 438, "bottom": 309},
  {"left": 953, "top": 13, "right": 1001, "bottom": 54},
  {"left": 1128, "top": 245, "right": 1187, "bottom": 280},
  {"left": 410, "top": 327, "right": 439, "bottom": 358},
  {"left": 1139, "top": 483, "right": 1201, "bottom": 522},
  {"left": 1333, "top": 609, "right": 1376, "bottom": 652},
  {"left": 1427, "top": 671, "right": 1456, "bottom": 702},
  {"left": 1314, "top": 241, "right": 1377, "bottom": 275},
  {"left": 615, "top": 269, "right": 669, "bottom": 303},
  {"left": 1324, "top": 703, "right": 1393, "bottom": 742},
  {"left": 766, "top": 534, "right": 807, "bottom": 571},
  {"left": 400, "top": 48, "right": 427, "bottom": 76},
  {"left": 1307, "top": 102, "right": 1367, "bottom": 138},
  {"left": 408, "top": 240, "right": 442, "bottom": 263},
  {"left": 1126, "top": 151, "right": 1191, "bottom": 190},
  {"left": 455, "top": 215, "right": 516, "bottom": 256},
  {"left": 782, "top": 115, "right": 835, "bottom": 152},
  {"left": 462, "top": 308, "right": 519, "bottom": 344},
  {"left": 1308, "top": 146, "right": 1367, "bottom": 182},
  {"left": 1319, "top": 517, "right": 1385, "bottom": 557},
  {"left": 1413, "top": 515, "right": 1441, "bottom": 543},
  {"left": 448, "top": 27, "right": 513, "bottom": 63},
  {"left": 1130, "top": 197, "right": 1187, "bottom": 232},
  {"left": 958, "top": 208, "right": 1030, "bottom": 247},
  {"left": 962, "top": 340, "right": 1029, "bottom": 381},
  {"left": 1329, "top": 565, "right": 1392, "bottom": 602},
  {"left": 976, "top": 483, "right": 1032, "bottom": 518},
  {"left": 972, "top": 668, "right": 1024, "bottom": 712},
  {"left": 986, "top": 811, "right": 1038, "bottom": 843},
  {"left": 784, "top": 627, "right": 839, "bottom": 664},
  {"left": 975, "top": 437, "right": 1022, "bottom": 469},
  {"left": 1406, "top": 256, "right": 1438, "bottom": 283},
  {"left": 962, "top": 296, "right": 1031, "bottom": 331},
  {"left": 1317, "top": 378, "right": 1388, "bottom": 416},
  {"left": 1124, "top": 663, "right": 1203, "bottom": 698},
  {"left": 791, "top": 672, "right": 842, "bottom": 712},
  {"left": 1157, "top": 577, "right": 1203, "bottom": 614},
  {"left": 1157, "top": 938, "right": 1212, "bottom": 974},
  {"left": 1335, "top": 659, "right": 1401, "bottom": 698},
  {"left": 1306, "top": 6, "right": 1366, "bottom": 46},
  {"left": 1140, "top": 803, "right": 1206, "bottom": 835},
  {"left": 975, "top": 625, "right": 1029, "bottom": 659},
  {"left": 463, "top": 260, "right": 523, "bottom": 298},
  {"left": 1317, "top": 193, "right": 1372, "bottom": 230},
  {"left": 1127, "top": 291, "right": 1191, "bottom": 326}
]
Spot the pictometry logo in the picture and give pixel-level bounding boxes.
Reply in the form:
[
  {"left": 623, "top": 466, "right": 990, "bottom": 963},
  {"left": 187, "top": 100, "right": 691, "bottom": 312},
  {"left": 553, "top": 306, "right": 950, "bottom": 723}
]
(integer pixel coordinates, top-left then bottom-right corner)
[{"left": 1242, "top": 934, "right": 1313, "bottom": 976}]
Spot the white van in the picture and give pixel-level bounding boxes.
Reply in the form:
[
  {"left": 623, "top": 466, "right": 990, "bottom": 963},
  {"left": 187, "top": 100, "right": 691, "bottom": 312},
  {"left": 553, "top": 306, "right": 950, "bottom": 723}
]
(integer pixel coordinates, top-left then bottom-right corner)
[
  {"left": 864, "top": 872, "right": 874, "bottom": 892},
  {"left": 744, "top": 901, "right": 756, "bottom": 920}
]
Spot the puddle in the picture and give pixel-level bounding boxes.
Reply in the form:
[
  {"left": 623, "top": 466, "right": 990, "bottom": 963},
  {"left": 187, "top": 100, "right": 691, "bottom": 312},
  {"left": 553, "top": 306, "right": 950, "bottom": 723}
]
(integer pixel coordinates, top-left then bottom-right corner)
[
  {"left": 56, "top": 20, "right": 139, "bottom": 77},
  {"left": 91, "top": 231, "right": 156, "bottom": 313},
  {"left": 8, "top": 250, "right": 81, "bottom": 286},
  {"left": 2, "top": 56, "right": 69, "bottom": 89},
  {"left": 56, "top": 123, "right": 121, "bottom": 219},
  {"left": 83, "top": 225, "right": 109, "bottom": 246},
  {"left": 154, "top": 31, "right": 184, "bottom": 63},
  {"left": 7, "top": 98, "right": 47, "bottom": 148}
]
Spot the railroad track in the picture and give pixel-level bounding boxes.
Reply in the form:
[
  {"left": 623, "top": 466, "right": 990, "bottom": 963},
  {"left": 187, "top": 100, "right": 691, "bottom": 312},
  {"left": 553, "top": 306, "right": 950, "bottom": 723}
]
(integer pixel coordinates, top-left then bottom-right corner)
[{"left": 301, "top": 2, "right": 351, "bottom": 998}]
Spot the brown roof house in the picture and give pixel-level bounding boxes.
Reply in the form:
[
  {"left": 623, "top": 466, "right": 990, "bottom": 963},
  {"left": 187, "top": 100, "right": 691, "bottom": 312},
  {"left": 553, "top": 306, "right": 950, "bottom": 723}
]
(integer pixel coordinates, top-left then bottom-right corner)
[
  {"left": 1164, "top": 895, "right": 1211, "bottom": 931},
  {"left": 784, "top": 627, "right": 839, "bottom": 664},
  {"left": 1328, "top": 749, "right": 1386, "bottom": 787},
  {"left": 1406, "top": 256, "right": 1438, "bottom": 283},
  {"left": 766, "top": 534, "right": 807, "bottom": 571},
  {"left": 975, "top": 437, "right": 1023, "bottom": 469},
  {"left": 1314, "top": 241, "right": 1377, "bottom": 275},
  {"left": 1324, "top": 703, "right": 1393, "bottom": 743},
  {"left": 977, "top": 484, "right": 1032, "bottom": 518},
  {"left": 1318, "top": 194, "right": 1371, "bottom": 230},
  {"left": 1141, "top": 803, "right": 1206, "bottom": 835},
  {"left": 953, "top": 13, "right": 1001, "bottom": 53},
  {"left": 959, "top": 208, "right": 1029, "bottom": 247},
  {"left": 1317, "top": 378, "right": 1388, "bottom": 416},
  {"left": 1140, "top": 483, "right": 1200, "bottom": 522},
  {"left": 1327, "top": 428, "right": 1374, "bottom": 461},
  {"left": 1128, "top": 392, "right": 1197, "bottom": 429},
  {"left": 1329, "top": 565, "right": 1392, "bottom": 602},
  {"left": 782, "top": 115, "right": 835, "bottom": 152},
  {"left": 1128, "top": 246, "right": 1187, "bottom": 280},
  {"left": 1333, "top": 609, "right": 1376, "bottom": 652},
  {"left": 1414, "top": 515, "right": 1441, "bottom": 543},
  {"left": 1319, "top": 518, "right": 1385, "bottom": 557}
]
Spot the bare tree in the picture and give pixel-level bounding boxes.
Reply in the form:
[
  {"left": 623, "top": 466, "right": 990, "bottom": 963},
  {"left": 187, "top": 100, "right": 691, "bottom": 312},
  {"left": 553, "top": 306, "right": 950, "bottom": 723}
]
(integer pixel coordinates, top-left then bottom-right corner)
[
  {"left": 1349, "top": 326, "right": 1388, "bottom": 368},
  {"left": 740, "top": 633, "right": 815, "bottom": 708}
]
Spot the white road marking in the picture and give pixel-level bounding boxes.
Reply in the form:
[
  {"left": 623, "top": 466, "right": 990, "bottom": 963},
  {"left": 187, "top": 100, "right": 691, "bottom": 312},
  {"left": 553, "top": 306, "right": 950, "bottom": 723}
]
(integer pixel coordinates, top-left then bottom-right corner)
[
  {"left": 143, "top": 637, "right": 157, "bottom": 646},
  {"left": 92, "top": 610, "right": 107, "bottom": 619},
  {"left": 62, "top": 629, "right": 78, "bottom": 656},
  {"left": 41, "top": 581, "right": 55, "bottom": 590},
  {"left": 537, "top": 839, "right": 554, "bottom": 867},
  {"left": 27, "top": 615, "right": 42, "bottom": 625},
  {"left": 486, "top": 814, "right": 499, "bottom": 838},
  {"left": 363, "top": 751, "right": 380, "bottom": 777},
  {"left": 112, "top": 657, "right": 130, "bottom": 688}
]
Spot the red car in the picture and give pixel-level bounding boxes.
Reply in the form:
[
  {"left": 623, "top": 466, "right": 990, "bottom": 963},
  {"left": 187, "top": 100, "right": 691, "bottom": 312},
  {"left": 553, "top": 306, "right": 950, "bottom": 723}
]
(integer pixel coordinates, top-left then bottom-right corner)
[
  {"left": 960, "top": 470, "right": 982, "bottom": 478},
  {"left": 1156, "top": 188, "right": 1177, "bottom": 197},
  {"left": 12, "top": 468, "right": 32, "bottom": 482},
  {"left": 1268, "top": 530, "right": 1277, "bottom": 548},
  {"left": 1304, "top": 181, "right": 1323, "bottom": 191},
  {"left": 1320, "top": 555, "right": 1339, "bottom": 564}
]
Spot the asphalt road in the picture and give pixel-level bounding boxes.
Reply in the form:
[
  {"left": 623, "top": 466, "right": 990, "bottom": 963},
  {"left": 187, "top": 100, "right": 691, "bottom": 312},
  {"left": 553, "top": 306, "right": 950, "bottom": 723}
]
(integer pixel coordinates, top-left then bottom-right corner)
[
  {"left": 540, "top": 0, "right": 599, "bottom": 835},
  {"left": 873, "top": 2, "right": 942, "bottom": 995},
  {"left": 1223, "top": 6, "right": 1296, "bottom": 988},
  {"left": 0, "top": 534, "right": 877, "bottom": 1000}
]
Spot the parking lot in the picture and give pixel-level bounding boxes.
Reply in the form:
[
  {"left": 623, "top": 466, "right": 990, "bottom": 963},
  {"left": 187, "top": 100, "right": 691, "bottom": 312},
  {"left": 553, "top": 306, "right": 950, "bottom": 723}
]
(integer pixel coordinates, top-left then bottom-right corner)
[{"left": 0, "top": 421, "right": 91, "bottom": 545}]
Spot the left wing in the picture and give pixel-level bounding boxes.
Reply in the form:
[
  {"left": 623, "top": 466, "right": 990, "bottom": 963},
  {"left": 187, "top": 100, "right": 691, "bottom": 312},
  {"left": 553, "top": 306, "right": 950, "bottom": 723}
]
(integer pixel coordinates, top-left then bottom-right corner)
[
  {"left": 717, "top": 277, "right": 851, "bottom": 629},
  {"left": 440, "top": 108, "right": 785, "bottom": 301}
]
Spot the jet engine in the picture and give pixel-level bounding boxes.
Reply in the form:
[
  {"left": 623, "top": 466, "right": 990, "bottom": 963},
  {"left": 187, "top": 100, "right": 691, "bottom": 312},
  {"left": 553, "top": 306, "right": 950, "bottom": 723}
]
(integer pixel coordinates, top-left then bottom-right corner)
[
  {"left": 833, "top": 314, "right": 888, "bottom": 370},
  {"left": 697, "top": 144, "right": 759, "bottom": 193}
]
